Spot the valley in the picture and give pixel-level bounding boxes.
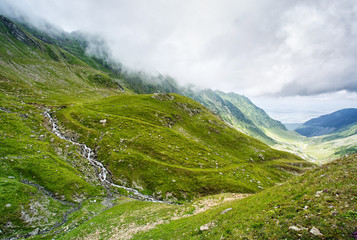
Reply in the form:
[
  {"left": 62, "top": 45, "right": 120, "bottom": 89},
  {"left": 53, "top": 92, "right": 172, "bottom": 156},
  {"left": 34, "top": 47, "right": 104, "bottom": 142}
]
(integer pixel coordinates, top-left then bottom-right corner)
[{"left": 0, "top": 15, "right": 356, "bottom": 239}]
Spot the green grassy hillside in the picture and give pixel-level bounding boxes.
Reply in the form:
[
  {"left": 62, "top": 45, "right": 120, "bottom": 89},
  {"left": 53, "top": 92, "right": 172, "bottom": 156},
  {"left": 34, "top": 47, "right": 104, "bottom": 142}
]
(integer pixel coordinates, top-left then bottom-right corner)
[
  {"left": 184, "top": 89, "right": 282, "bottom": 145},
  {"left": 54, "top": 155, "right": 356, "bottom": 240},
  {"left": 0, "top": 15, "right": 324, "bottom": 239},
  {"left": 0, "top": 16, "right": 125, "bottom": 238},
  {"left": 11, "top": 15, "right": 356, "bottom": 164},
  {"left": 0, "top": 16, "right": 124, "bottom": 105},
  {"left": 54, "top": 93, "right": 311, "bottom": 202}
]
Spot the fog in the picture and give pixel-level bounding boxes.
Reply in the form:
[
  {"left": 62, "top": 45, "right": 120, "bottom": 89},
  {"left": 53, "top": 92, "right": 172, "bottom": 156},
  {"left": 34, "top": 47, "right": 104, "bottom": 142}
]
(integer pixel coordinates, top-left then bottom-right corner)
[{"left": 1, "top": 0, "right": 357, "bottom": 122}]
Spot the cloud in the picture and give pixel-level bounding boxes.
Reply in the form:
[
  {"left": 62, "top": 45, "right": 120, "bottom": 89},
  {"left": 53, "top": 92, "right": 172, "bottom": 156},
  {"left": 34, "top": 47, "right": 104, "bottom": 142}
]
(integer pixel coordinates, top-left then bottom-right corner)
[
  {"left": 252, "top": 91, "right": 357, "bottom": 123},
  {"left": 1, "top": 0, "right": 357, "bottom": 97}
]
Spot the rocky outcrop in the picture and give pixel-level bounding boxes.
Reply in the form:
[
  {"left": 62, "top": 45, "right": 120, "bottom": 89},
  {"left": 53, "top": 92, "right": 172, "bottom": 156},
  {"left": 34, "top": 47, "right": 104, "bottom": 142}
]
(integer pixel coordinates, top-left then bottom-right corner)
[{"left": 0, "top": 16, "right": 42, "bottom": 49}]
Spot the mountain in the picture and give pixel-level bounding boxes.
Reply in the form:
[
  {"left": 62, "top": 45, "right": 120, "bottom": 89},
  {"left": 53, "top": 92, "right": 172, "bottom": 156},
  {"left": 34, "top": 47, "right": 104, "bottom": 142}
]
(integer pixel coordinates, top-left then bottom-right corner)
[
  {"left": 55, "top": 93, "right": 309, "bottom": 201},
  {"left": 301, "top": 116, "right": 357, "bottom": 161},
  {"left": 0, "top": 15, "right": 315, "bottom": 238},
  {"left": 296, "top": 108, "right": 357, "bottom": 137},
  {"left": 183, "top": 89, "right": 286, "bottom": 145},
  {"left": 5, "top": 16, "right": 294, "bottom": 147}
]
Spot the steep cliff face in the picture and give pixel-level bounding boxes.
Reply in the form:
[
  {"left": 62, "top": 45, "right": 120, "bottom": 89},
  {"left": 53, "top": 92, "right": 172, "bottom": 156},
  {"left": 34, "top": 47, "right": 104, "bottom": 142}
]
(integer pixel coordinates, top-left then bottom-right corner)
[{"left": 0, "top": 16, "right": 42, "bottom": 48}]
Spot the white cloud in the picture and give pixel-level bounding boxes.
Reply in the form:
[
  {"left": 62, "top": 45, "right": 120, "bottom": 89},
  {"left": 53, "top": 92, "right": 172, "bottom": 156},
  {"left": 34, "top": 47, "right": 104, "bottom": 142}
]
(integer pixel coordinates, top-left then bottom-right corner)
[
  {"left": 1, "top": 0, "right": 357, "bottom": 121},
  {"left": 252, "top": 91, "right": 357, "bottom": 123}
]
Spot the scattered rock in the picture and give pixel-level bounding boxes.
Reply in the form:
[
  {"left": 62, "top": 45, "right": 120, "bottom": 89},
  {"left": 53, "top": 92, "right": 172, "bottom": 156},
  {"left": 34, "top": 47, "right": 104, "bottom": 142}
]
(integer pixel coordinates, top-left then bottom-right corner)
[
  {"left": 152, "top": 93, "right": 175, "bottom": 101},
  {"left": 289, "top": 226, "right": 301, "bottom": 231},
  {"left": 200, "top": 221, "right": 216, "bottom": 231},
  {"left": 315, "top": 190, "right": 323, "bottom": 197},
  {"left": 5, "top": 204, "right": 11, "bottom": 208},
  {"left": 176, "top": 102, "right": 201, "bottom": 116},
  {"left": 310, "top": 226, "right": 323, "bottom": 236},
  {"left": 220, "top": 208, "right": 233, "bottom": 214},
  {"left": 29, "top": 228, "right": 39, "bottom": 236},
  {"left": 0, "top": 106, "right": 11, "bottom": 113},
  {"left": 19, "top": 113, "right": 29, "bottom": 118},
  {"left": 289, "top": 225, "right": 308, "bottom": 231},
  {"left": 4, "top": 221, "right": 13, "bottom": 228},
  {"left": 99, "top": 119, "right": 107, "bottom": 124}
]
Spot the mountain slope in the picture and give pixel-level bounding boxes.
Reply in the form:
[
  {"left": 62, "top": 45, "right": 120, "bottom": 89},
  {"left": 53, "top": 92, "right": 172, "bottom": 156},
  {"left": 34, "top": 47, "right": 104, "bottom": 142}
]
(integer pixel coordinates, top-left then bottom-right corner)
[
  {"left": 0, "top": 15, "right": 315, "bottom": 238},
  {"left": 134, "top": 154, "right": 357, "bottom": 239},
  {"left": 0, "top": 16, "right": 124, "bottom": 104},
  {"left": 3, "top": 16, "right": 295, "bottom": 148},
  {"left": 54, "top": 93, "right": 310, "bottom": 201},
  {"left": 296, "top": 108, "right": 357, "bottom": 137},
  {"left": 184, "top": 89, "right": 286, "bottom": 145},
  {"left": 58, "top": 155, "right": 357, "bottom": 240},
  {"left": 0, "top": 16, "right": 123, "bottom": 238}
]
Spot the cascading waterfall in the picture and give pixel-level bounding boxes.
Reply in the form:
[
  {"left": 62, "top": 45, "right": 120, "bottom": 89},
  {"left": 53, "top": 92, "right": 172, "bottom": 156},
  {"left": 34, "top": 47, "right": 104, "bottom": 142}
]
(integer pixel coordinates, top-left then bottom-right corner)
[{"left": 44, "top": 111, "right": 164, "bottom": 203}]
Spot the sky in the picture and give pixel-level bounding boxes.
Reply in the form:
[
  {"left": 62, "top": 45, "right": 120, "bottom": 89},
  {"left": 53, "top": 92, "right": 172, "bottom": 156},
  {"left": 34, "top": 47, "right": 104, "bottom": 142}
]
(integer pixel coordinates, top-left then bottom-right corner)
[{"left": 1, "top": 0, "right": 357, "bottom": 123}]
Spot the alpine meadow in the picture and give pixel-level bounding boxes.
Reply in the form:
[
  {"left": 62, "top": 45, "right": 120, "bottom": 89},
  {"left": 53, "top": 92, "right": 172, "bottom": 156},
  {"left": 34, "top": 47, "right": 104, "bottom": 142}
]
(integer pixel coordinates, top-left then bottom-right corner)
[{"left": 0, "top": 2, "right": 356, "bottom": 239}]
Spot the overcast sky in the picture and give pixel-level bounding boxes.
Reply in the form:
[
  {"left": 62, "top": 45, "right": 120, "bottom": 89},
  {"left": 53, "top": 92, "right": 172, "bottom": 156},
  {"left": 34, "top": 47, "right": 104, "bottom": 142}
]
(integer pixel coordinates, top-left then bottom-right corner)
[{"left": 1, "top": 0, "right": 357, "bottom": 122}]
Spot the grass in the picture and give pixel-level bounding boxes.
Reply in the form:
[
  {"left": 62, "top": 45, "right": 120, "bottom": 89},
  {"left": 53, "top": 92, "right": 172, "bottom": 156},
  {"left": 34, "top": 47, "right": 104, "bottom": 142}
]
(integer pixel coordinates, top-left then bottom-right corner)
[
  {"left": 0, "top": 93, "right": 108, "bottom": 238},
  {"left": 1, "top": 16, "right": 354, "bottom": 240},
  {"left": 55, "top": 154, "right": 356, "bottom": 240},
  {"left": 0, "top": 21, "right": 123, "bottom": 235},
  {"left": 0, "top": 177, "right": 72, "bottom": 238},
  {"left": 54, "top": 93, "right": 313, "bottom": 201},
  {"left": 134, "top": 154, "right": 357, "bottom": 239}
]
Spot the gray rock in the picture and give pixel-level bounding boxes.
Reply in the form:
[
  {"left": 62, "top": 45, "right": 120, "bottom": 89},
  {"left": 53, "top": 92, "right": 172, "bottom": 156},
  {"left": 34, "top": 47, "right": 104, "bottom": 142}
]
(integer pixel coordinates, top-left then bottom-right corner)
[
  {"left": 289, "top": 225, "right": 308, "bottom": 231},
  {"left": 310, "top": 226, "right": 323, "bottom": 236},
  {"left": 289, "top": 226, "right": 301, "bottom": 231},
  {"left": 200, "top": 221, "right": 215, "bottom": 231},
  {"left": 30, "top": 228, "right": 40, "bottom": 236},
  {"left": 220, "top": 208, "right": 233, "bottom": 214}
]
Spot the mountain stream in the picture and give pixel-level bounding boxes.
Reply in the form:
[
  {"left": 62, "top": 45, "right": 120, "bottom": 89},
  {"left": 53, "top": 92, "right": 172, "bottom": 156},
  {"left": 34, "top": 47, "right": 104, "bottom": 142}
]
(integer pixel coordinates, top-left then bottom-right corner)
[{"left": 44, "top": 111, "right": 164, "bottom": 203}]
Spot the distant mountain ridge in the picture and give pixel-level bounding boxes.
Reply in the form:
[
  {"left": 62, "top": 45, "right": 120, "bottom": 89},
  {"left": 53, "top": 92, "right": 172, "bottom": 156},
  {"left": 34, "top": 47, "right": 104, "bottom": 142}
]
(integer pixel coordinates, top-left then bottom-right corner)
[
  {"left": 185, "top": 89, "right": 287, "bottom": 145},
  {"left": 296, "top": 108, "right": 357, "bottom": 137}
]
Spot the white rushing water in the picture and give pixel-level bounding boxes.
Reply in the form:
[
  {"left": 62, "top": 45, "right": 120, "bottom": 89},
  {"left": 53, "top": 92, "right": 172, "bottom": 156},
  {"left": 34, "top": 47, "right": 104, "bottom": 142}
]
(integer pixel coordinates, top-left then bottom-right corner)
[{"left": 44, "top": 111, "right": 164, "bottom": 203}]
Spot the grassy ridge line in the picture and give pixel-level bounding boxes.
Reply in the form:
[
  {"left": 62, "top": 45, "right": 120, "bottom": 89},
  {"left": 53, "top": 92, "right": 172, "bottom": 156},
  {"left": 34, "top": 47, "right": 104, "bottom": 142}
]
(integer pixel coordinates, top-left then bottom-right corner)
[{"left": 54, "top": 93, "right": 313, "bottom": 201}]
